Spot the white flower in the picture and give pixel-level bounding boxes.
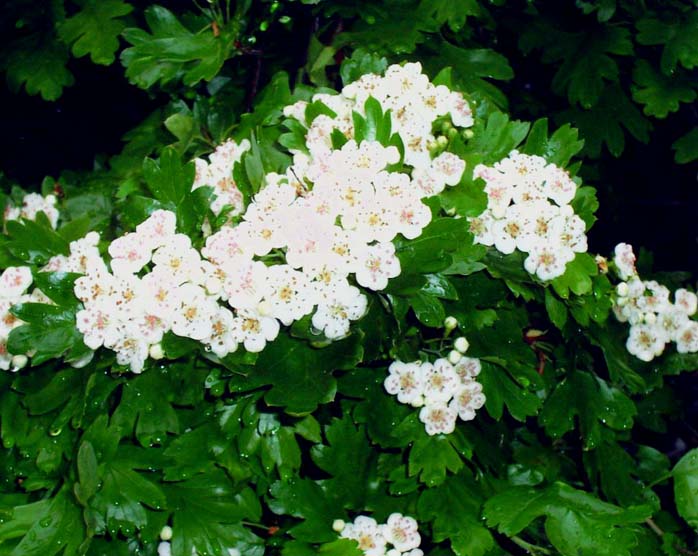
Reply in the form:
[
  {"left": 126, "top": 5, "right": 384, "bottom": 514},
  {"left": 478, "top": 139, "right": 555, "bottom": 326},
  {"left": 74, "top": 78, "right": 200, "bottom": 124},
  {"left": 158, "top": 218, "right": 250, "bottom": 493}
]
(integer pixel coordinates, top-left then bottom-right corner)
[
  {"left": 171, "top": 284, "right": 218, "bottom": 341},
  {"left": 523, "top": 245, "right": 574, "bottom": 281},
  {"left": 676, "top": 322, "right": 698, "bottom": 353},
  {"left": 422, "top": 358, "right": 460, "bottom": 403},
  {"left": 614, "top": 243, "right": 637, "bottom": 280},
  {"left": 341, "top": 516, "right": 387, "bottom": 556},
  {"left": 675, "top": 289, "right": 698, "bottom": 316},
  {"left": 203, "top": 307, "right": 238, "bottom": 358},
  {"left": 136, "top": 210, "right": 177, "bottom": 248},
  {"left": 431, "top": 152, "right": 465, "bottom": 187},
  {"left": 223, "top": 260, "right": 268, "bottom": 311},
  {"left": 232, "top": 309, "right": 280, "bottom": 353},
  {"left": 380, "top": 513, "right": 421, "bottom": 553},
  {"left": 113, "top": 330, "right": 150, "bottom": 373},
  {"left": 419, "top": 402, "right": 458, "bottom": 436},
  {"left": 384, "top": 361, "right": 426, "bottom": 405},
  {"left": 626, "top": 324, "right": 666, "bottom": 362},
  {"left": 151, "top": 236, "right": 204, "bottom": 284},
  {"left": 453, "top": 356, "right": 482, "bottom": 382},
  {"left": 543, "top": 165, "right": 576, "bottom": 206},
  {"left": 262, "top": 265, "right": 316, "bottom": 326},
  {"left": 312, "top": 281, "right": 367, "bottom": 339},
  {"left": 0, "top": 267, "right": 33, "bottom": 299},
  {"left": 109, "top": 233, "right": 152, "bottom": 276},
  {"left": 355, "top": 242, "right": 401, "bottom": 291},
  {"left": 76, "top": 304, "right": 121, "bottom": 350},
  {"left": 449, "top": 380, "right": 486, "bottom": 421}
]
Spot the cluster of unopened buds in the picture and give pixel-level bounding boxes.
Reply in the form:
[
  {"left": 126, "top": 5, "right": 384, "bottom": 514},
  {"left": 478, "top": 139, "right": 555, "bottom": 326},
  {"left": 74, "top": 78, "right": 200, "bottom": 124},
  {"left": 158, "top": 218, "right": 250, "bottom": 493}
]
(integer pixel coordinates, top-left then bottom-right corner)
[
  {"left": 612, "top": 243, "right": 698, "bottom": 361},
  {"left": 334, "top": 514, "right": 422, "bottom": 556},
  {"left": 4, "top": 192, "right": 60, "bottom": 229},
  {"left": 384, "top": 332, "right": 485, "bottom": 436},
  {"left": 469, "top": 150, "right": 588, "bottom": 281}
]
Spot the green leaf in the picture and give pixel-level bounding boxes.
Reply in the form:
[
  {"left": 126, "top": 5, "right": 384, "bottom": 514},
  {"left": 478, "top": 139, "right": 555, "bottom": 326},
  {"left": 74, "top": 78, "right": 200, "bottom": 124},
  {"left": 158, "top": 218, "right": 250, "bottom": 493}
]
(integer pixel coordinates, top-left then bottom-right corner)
[
  {"left": 75, "top": 441, "right": 99, "bottom": 505},
  {"left": 409, "top": 291, "right": 446, "bottom": 328},
  {"left": 90, "top": 450, "right": 167, "bottom": 536},
  {"left": 673, "top": 448, "right": 698, "bottom": 528},
  {"left": 32, "top": 271, "right": 82, "bottom": 308},
  {"left": 269, "top": 478, "right": 340, "bottom": 542},
  {"left": 142, "top": 146, "right": 211, "bottom": 236},
  {"left": 484, "top": 483, "right": 651, "bottom": 556},
  {"left": 420, "top": 40, "right": 513, "bottom": 108},
  {"left": 408, "top": 431, "right": 467, "bottom": 486},
  {"left": 111, "top": 369, "right": 180, "bottom": 446},
  {"left": 339, "top": 48, "right": 388, "bottom": 86},
  {"left": 419, "top": 0, "right": 483, "bottom": 31},
  {"left": 121, "top": 6, "right": 234, "bottom": 89},
  {"left": 311, "top": 416, "right": 373, "bottom": 508},
  {"left": 631, "top": 60, "right": 696, "bottom": 118},
  {"left": 2, "top": 34, "right": 74, "bottom": 101},
  {"left": 4, "top": 216, "right": 69, "bottom": 265},
  {"left": 551, "top": 253, "right": 598, "bottom": 299},
  {"left": 8, "top": 300, "right": 88, "bottom": 365},
  {"left": 673, "top": 128, "right": 698, "bottom": 164},
  {"left": 521, "top": 24, "right": 633, "bottom": 108},
  {"left": 545, "top": 289, "right": 568, "bottom": 330},
  {"left": 637, "top": 13, "right": 698, "bottom": 73},
  {"left": 464, "top": 110, "right": 530, "bottom": 163},
  {"left": 395, "top": 216, "right": 471, "bottom": 275},
  {"left": 418, "top": 473, "right": 494, "bottom": 556},
  {"left": 165, "top": 470, "right": 262, "bottom": 556},
  {"left": 58, "top": 0, "right": 133, "bottom": 65},
  {"left": 231, "top": 333, "right": 363, "bottom": 415},
  {"left": 479, "top": 362, "right": 541, "bottom": 422},
  {"left": 539, "top": 371, "right": 636, "bottom": 449},
  {"left": 0, "top": 486, "right": 85, "bottom": 556},
  {"left": 559, "top": 85, "right": 652, "bottom": 158},
  {"left": 523, "top": 119, "right": 585, "bottom": 167}
]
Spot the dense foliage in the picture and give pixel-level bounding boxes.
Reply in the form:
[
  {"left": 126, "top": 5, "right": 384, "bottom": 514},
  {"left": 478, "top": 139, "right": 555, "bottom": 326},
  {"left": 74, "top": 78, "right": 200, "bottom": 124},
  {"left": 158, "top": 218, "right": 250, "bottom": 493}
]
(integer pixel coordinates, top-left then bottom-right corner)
[{"left": 1, "top": 1, "right": 697, "bottom": 556}]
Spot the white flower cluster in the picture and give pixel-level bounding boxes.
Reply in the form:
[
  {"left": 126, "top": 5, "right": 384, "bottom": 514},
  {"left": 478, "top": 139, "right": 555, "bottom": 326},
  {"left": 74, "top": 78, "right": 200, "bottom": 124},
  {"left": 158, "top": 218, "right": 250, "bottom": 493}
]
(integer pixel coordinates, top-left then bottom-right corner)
[
  {"left": 0, "top": 266, "right": 35, "bottom": 371},
  {"left": 337, "top": 514, "right": 422, "bottom": 556},
  {"left": 2, "top": 65, "right": 477, "bottom": 373},
  {"left": 56, "top": 211, "right": 244, "bottom": 373},
  {"left": 284, "top": 61, "right": 472, "bottom": 176},
  {"left": 4, "top": 192, "right": 59, "bottom": 229},
  {"left": 193, "top": 139, "right": 250, "bottom": 218},
  {"left": 469, "top": 150, "right": 588, "bottom": 281},
  {"left": 612, "top": 243, "right": 698, "bottom": 361},
  {"left": 384, "top": 338, "right": 485, "bottom": 436}
]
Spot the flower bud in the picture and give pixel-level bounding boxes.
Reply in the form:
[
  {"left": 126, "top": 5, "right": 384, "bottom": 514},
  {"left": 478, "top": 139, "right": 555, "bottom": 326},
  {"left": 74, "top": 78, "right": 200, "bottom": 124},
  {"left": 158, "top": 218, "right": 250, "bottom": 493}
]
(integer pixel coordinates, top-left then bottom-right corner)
[
  {"left": 454, "top": 336, "right": 469, "bottom": 354},
  {"left": 70, "top": 352, "right": 94, "bottom": 369},
  {"left": 443, "top": 316, "right": 458, "bottom": 331},
  {"left": 10, "top": 354, "right": 28, "bottom": 371},
  {"left": 644, "top": 312, "right": 657, "bottom": 325},
  {"left": 436, "top": 135, "right": 448, "bottom": 148},
  {"left": 448, "top": 350, "right": 462, "bottom": 365},
  {"left": 410, "top": 395, "right": 425, "bottom": 408},
  {"left": 160, "top": 525, "right": 173, "bottom": 541},
  {"left": 149, "top": 343, "right": 165, "bottom": 360},
  {"left": 257, "top": 300, "right": 273, "bottom": 317},
  {"left": 462, "top": 129, "right": 474, "bottom": 140},
  {"left": 595, "top": 255, "right": 609, "bottom": 274},
  {"left": 616, "top": 282, "right": 629, "bottom": 297},
  {"left": 332, "top": 519, "right": 345, "bottom": 532}
]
